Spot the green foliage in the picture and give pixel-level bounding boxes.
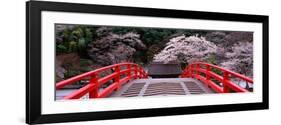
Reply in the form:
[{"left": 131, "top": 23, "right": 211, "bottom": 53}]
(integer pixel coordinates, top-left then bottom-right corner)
[
  {"left": 68, "top": 41, "right": 77, "bottom": 52},
  {"left": 212, "top": 68, "right": 223, "bottom": 76},
  {"left": 77, "top": 38, "right": 86, "bottom": 51},
  {"left": 64, "top": 70, "right": 81, "bottom": 78},
  {"left": 205, "top": 54, "right": 223, "bottom": 76},
  {"left": 211, "top": 77, "right": 222, "bottom": 86},
  {"left": 146, "top": 44, "right": 162, "bottom": 63},
  {"left": 79, "top": 59, "right": 93, "bottom": 66},
  {"left": 141, "top": 28, "right": 175, "bottom": 46},
  {"left": 80, "top": 67, "right": 93, "bottom": 72},
  {"left": 80, "top": 59, "right": 94, "bottom": 73},
  {"left": 206, "top": 54, "right": 217, "bottom": 65},
  {"left": 176, "top": 53, "right": 188, "bottom": 69},
  {"left": 112, "top": 27, "right": 136, "bottom": 34},
  {"left": 56, "top": 25, "right": 94, "bottom": 55},
  {"left": 133, "top": 51, "right": 146, "bottom": 64},
  {"left": 56, "top": 44, "right": 67, "bottom": 53}
]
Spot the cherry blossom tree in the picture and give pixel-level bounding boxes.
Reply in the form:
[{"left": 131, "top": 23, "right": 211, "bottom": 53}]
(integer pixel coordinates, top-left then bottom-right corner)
[
  {"left": 88, "top": 27, "right": 146, "bottom": 66},
  {"left": 153, "top": 35, "right": 217, "bottom": 64},
  {"left": 221, "top": 41, "right": 253, "bottom": 77}
]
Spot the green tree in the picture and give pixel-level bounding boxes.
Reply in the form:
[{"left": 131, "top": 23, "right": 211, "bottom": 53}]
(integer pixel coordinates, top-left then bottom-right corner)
[{"left": 56, "top": 25, "right": 95, "bottom": 56}]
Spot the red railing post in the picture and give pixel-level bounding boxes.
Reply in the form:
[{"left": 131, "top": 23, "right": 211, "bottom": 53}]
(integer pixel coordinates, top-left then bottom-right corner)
[
  {"left": 196, "top": 64, "right": 200, "bottom": 78},
  {"left": 189, "top": 64, "right": 193, "bottom": 78},
  {"left": 138, "top": 67, "right": 142, "bottom": 78},
  {"left": 115, "top": 66, "right": 121, "bottom": 90},
  {"left": 223, "top": 71, "right": 230, "bottom": 93},
  {"left": 134, "top": 65, "right": 138, "bottom": 79},
  {"left": 89, "top": 73, "right": 99, "bottom": 98},
  {"left": 182, "top": 66, "right": 187, "bottom": 78},
  {"left": 141, "top": 68, "right": 145, "bottom": 78},
  {"left": 206, "top": 65, "right": 210, "bottom": 80},
  {"left": 179, "top": 62, "right": 253, "bottom": 93},
  {"left": 189, "top": 65, "right": 192, "bottom": 77},
  {"left": 127, "top": 64, "right": 131, "bottom": 79},
  {"left": 133, "top": 65, "right": 138, "bottom": 79},
  {"left": 206, "top": 65, "right": 211, "bottom": 86}
]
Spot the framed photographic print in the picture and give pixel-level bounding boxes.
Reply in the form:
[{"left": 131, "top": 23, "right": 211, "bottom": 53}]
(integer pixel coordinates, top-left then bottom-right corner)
[{"left": 26, "top": 0, "right": 269, "bottom": 124}]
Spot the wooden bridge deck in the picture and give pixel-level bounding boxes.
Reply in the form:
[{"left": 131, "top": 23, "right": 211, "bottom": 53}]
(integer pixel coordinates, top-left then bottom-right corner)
[
  {"left": 109, "top": 78, "right": 214, "bottom": 97},
  {"left": 56, "top": 78, "right": 214, "bottom": 100}
]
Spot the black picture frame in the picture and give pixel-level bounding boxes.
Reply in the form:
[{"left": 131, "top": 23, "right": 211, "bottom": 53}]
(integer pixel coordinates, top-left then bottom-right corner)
[{"left": 26, "top": 1, "right": 269, "bottom": 124}]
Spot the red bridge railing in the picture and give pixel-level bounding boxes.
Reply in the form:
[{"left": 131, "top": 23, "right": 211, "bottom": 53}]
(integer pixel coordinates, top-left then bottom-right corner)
[
  {"left": 56, "top": 63, "right": 148, "bottom": 100},
  {"left": 180, "top": 62, "right": 253, "bottom": 93}
]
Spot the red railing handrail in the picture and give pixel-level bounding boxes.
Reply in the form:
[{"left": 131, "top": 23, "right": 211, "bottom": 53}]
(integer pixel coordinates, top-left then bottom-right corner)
[
  {"left": 56, "top": 62, "right": 148, "bottom": 99},
  {"left": 180, "top": 62, "right": 253, "bottom": 93},
  {"left": 196, "top": 62, "right": 253, "bottom": 83},
  {"left": 56, "top": 63, "right": 138, "bottom": 89}
]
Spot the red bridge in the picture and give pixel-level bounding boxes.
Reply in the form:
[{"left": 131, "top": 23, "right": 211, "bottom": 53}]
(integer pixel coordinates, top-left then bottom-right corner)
[{"left": 56, "top": 62, "right": 253, "bottom": 100}]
